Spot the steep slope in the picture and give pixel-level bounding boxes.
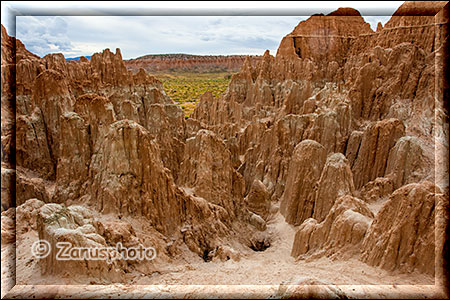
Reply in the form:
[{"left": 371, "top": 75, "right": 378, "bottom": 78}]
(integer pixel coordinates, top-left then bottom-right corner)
[
  {"left": 190, "top": 0, "right": 448, "bottom": 277},
  {"left": 1, "top": 23, "right": 260, "bottom": 283}
]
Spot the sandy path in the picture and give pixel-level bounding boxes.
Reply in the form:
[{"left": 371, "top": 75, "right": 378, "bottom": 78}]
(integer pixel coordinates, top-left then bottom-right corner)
[{"left": 134, "top": 213, "right": 434, "bottom": 286}]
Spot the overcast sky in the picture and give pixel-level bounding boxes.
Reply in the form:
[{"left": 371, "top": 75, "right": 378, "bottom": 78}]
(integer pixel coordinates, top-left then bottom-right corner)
[{"left": 2, "top": 1, "right": 404, "bottom": 59}]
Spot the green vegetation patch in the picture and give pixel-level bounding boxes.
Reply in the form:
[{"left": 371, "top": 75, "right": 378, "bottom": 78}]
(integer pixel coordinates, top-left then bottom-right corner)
[{"left": 155, "top": 72, "right": 233, "bottom": 117}]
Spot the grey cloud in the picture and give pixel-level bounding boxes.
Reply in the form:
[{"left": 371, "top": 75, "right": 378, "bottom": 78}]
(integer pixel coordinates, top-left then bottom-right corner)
[
  {"left": 48, "top": 17, "right": 68, "bottom": 34},
  {"left": 16, "top": 16, "right": 76, "bottom": 57},
  {"left": 13, "top": 13, "right": 399, "bottom": 59}
]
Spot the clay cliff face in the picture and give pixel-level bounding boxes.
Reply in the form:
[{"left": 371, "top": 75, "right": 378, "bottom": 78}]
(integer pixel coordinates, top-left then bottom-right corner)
[
  {"left": 1, "top": 0, "right": 448, "bottom": 286},
  {"left": 191, "top": 0, "right": 448, "bottom": 277},
  {"left": 361, "top": 181, "right": 440, "bottom": 276},
  {"left": 124, "top": 54, "right": 262, "bottom": 74},
  {"left": 1, "top": 22, "right": 259, "bottom": 280}
]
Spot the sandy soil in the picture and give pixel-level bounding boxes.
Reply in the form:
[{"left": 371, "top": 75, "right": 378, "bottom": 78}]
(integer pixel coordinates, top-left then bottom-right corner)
[
  {"left": 4, "top": 211, "right": 433, "bottom": 289},
  {"left": 133, "top": 212, "right": 433, "bottom": 286}
]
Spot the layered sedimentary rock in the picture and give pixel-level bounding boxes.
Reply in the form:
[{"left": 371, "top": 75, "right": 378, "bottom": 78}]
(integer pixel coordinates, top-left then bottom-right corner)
[
  {"left": 16, "top": 110, "right": 55, "bottom": 180},
  {"left": 53, "top": 112, "right": 91, "bottom": 203},
  {"left": 385, "top": 135, "right": 430, "bottom": 189},
  {"left": 359, "top": 177, "right": 394, "bottom": 203},
  {"left": 16, "top": 198, "right": 45, "bottom": 234},
  {"left": 351, "top": 118, "right": 405, "bottom": 189},
  {"left": 89, "top": 119, "right": 187, "bottom": 236},
  {"left": 2, "top": 24, "right": 19, "bottom": 211},
  {"left": 1, "top": 25, "right": 23, "bottom": 168},
  {"left": 16, "top": 168, "right": 51, "bottom": 206},
  {"left": 177, "top": 129, "right": 244, "bottom": 219},
  {"left": 277, "top": 8, "right": 373, "bottom": 67},
  {"left": 1, "top": 207, "right": 15, "bottom": 244},
  {"left": 1, "top": 168, "right": 15, "bottom": 210},
  {"left": 237, "top": 113, "right": 316, "bottom": 201},
  {"left": 246, "top": 179, "right": 270, "bottom": 220},
  {"left": 2, "top": 23, "right": 256, "bottom": 271},
  {"left": 125, "top": 54, "right": 262, "bottom": 73}
]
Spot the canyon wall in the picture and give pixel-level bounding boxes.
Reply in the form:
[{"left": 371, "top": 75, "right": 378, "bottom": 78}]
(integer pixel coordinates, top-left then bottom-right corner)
[
  {"left": 1, "top": 23, "right": 260, "bottom": 279},
  {"left": 191, "top": 1, "right": 448, "bottom": 277}
]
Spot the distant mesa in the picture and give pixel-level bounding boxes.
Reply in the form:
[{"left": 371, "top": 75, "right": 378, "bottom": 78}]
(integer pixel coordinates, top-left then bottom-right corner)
[{"left": 124, "top": 53, "right": 262, "bottom": 73}]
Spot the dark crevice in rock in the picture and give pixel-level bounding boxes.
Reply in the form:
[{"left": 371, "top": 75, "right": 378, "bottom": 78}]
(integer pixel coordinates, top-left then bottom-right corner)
[
  {"left": 293, "top": 37, "right": 302, "bottom": 58},
  {"left": 249, "top": 240, "right": 270, "bottom": 252}
]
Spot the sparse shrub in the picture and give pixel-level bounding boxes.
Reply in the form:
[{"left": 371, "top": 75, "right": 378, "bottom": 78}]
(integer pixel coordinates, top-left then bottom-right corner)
[{"left": 156, "top": 71, "right": 234, "bottom": 117}]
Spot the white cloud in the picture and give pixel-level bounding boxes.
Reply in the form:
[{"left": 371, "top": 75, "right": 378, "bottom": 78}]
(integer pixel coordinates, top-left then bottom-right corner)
[
  {"left": 364, "top": 16, "right": 392, "bottom": 31},
  {"left": 5, "top": 2, "right": 403, "bottom": 59},
  {"left": 16, "top": 16, "right": 75, "bottom": 57}
]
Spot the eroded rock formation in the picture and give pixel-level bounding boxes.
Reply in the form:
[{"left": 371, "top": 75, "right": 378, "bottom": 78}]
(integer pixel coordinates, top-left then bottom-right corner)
[
  {"left": 281, "top": 140, "right": 327, "bottom": 225},
  {"left": 361, "top": 181, "right": 441, "bottom": 276},
  {"left": 177, "top": 129, "right": 244, "bottom": 219},
  {"left": 351, "top": 118, "right": 405, "bottom": 189},
  {"left": 36, "top": 203, "right": 127, "bottom": 281},
  {"left": 1, "top": 0, "right": 448, "bottom": 287},
  {"left": 246, "top": 179, "right": 270, "bottom": 220},
  {"left": 1, "top": 23, "right": 260, "bottom": 281},
  {"left": 189, "top": 0, "right": 447, "bottom": 278},
  {"left": 313, "top": 153, "right": 355, "bottom": 222},
  {"left": 291, "top": 195, "right": 374, "bottom": 259}
]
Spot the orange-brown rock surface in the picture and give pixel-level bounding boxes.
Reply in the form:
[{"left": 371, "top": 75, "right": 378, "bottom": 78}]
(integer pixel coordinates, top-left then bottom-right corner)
[
  {"left": 361, "top": 181, "right": 441, "bottom": 276},
  {"left": 189, "top": 0, "right": 447, "bottom": 279},
  {"left": 177, "top": 129, "right": 244, "bottom": 219},
  {"left": 313, "top": 153, "right": 355, "bottom": 222},
  {"left": 385, "top": 135, "right": 430, "bottom": 189},
  {"left": 246, "top": 179, "right": 270, "bottom": 220},
  {"left": 281, "top": 140, "right": 327, "bottom": 226},
  {"left": 351, "top": 118, "right": 405, "bottom": 189},
  {"left": 1, "top": 23, "right": 259, "bottom": 275},
  {"left": 88, "top": 120, "right": 180, "bottom": 230},
  {"left": 277, "top": 8, "right": 372, "bottom": 64},
  {"left": 1, "top": 24, "right": 18, "bottom": 211},
  {"left": 1, "top": 207, "right": 15, "bottom": 244},
  {"left": 359, "top": 177, "right": 394, "bottom": 203},
  {"left": 124, "top": 54, "right": 261, "bottom": 74}
]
